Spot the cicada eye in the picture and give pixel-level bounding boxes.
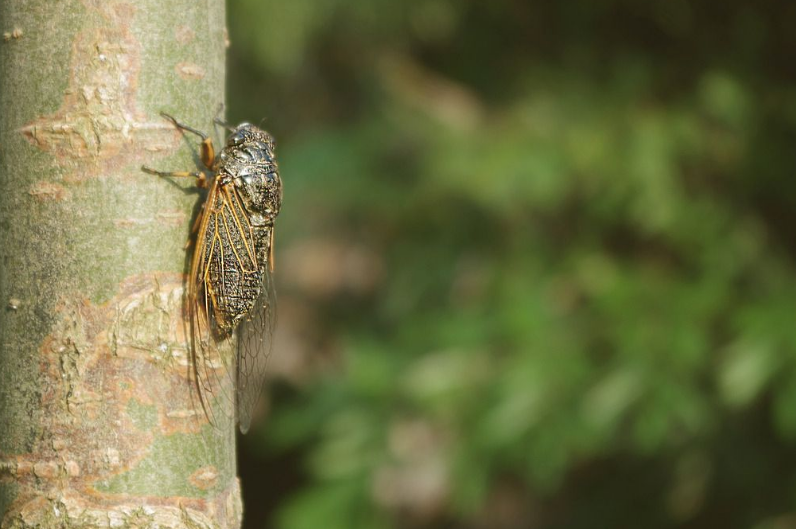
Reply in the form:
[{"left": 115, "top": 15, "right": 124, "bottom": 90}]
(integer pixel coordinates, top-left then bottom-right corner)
[{"left": 229, "top": 131, "right": 246, "bottom": 146}]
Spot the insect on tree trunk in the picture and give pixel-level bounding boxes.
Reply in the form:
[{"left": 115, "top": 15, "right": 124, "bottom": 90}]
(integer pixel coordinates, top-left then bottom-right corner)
[{"left": 0, "top": 1, "right": 241, "bottom": 528}]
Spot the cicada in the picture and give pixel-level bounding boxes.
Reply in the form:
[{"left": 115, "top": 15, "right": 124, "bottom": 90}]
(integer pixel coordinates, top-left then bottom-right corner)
[{"left": 143, "top": 112, "right": 282, "bottom": 433}]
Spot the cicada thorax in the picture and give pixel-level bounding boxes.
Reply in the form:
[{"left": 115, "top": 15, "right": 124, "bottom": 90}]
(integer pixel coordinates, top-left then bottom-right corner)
[{"left": 218, "top": 124, "right": 282, "bottom": 219}]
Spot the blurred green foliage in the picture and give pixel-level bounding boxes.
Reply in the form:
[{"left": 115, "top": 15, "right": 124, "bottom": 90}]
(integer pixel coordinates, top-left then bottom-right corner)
[{"left": 227, "top": 1, "right": 796, "bottom": 528}]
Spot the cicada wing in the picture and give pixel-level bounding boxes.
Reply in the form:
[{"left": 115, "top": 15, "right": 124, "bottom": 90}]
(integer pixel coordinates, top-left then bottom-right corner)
[
  {"left": 187, "top": 180, "right": 237, "bottom": 428},
  {"left": 235, "top": 252, "right": 277, "bottom": 433}
]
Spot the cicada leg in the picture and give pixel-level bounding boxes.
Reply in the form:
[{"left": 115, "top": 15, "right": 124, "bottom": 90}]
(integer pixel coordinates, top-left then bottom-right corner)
[
  {"left": 213, "top": 117, "right": 236, "bottom": 133},
  {"left": 160, "top": 112, "right": 216, "bottom": 170},
  {"left": 268, "top": 226, "right": 275, "bottom": 273},
  {"left": 140, "top": 166, "right": 210, "bottom": 248},
  {"left": 141, "top": 167, "right": 209, "bottom": 188},
  {"left": 213, "top": 103, "right": 236, "bottom": 133}
]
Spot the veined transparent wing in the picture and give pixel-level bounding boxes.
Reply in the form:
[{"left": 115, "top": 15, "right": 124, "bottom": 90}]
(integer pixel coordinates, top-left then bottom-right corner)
[
  {"left": 188, "top": 178, "right": 263, "bottom": 429},
  {"left": 235, "top": 251, "right": 276, "bottom": 433}
]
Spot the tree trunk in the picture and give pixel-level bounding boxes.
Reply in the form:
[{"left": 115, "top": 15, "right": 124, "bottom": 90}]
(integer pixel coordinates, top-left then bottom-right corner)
[{"left": 0, "top": 1, "right": 240, "bottom": 528}]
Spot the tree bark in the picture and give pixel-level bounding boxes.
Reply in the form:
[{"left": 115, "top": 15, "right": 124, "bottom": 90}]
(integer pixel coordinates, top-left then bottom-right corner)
[{"left": 0, "top": 1, "right": 240, "bottom": 528}]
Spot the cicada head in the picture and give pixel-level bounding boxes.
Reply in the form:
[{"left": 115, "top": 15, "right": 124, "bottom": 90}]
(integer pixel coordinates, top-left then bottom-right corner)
[{"left": 219, "top": 123, "right": 282, "bottom": 225}]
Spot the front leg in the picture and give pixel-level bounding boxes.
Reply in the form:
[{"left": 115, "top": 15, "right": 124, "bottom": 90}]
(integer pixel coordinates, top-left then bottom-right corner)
[
  {"left": 160, "top": 112, "right": 216, "bottom": 170},
  {"left": 141, "top": 167, "right": 209, "bottom": 189}
]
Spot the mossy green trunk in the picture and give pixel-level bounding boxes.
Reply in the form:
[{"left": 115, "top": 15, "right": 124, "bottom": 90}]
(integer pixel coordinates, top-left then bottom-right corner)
[{"left": 0, "top": 1, "right": 240, "bottom": 527}]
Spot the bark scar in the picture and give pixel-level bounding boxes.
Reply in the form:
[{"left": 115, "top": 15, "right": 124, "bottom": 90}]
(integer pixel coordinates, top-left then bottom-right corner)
[
  {"left": 2, "top": 28, "right": 23, "bottom": 42},
  {"left": 28, "top": 181, "right": 70, "bottom": 202},
  {"left": 176, "top": 62, "right": 206, "bottom": 81},
  {"left": 18, "top": 1, "right": 179, "bottom": 176}
]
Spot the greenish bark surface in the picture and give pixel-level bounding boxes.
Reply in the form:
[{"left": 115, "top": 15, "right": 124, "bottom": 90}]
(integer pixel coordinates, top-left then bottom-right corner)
[{"left": 0, "top": 1, "right": 240, "bottom": 527}]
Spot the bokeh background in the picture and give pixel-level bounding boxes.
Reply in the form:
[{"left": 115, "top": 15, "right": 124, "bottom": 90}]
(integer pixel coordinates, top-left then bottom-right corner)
[{"left": 225, "top": 1, "right": 796, "bottom": 528}]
